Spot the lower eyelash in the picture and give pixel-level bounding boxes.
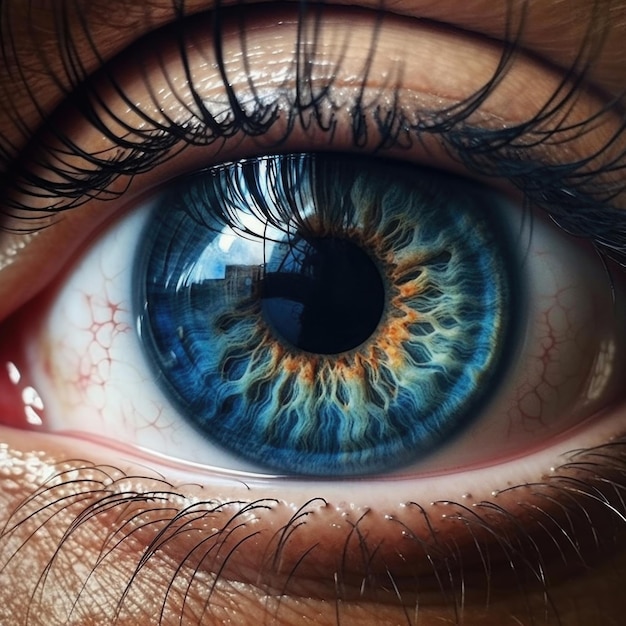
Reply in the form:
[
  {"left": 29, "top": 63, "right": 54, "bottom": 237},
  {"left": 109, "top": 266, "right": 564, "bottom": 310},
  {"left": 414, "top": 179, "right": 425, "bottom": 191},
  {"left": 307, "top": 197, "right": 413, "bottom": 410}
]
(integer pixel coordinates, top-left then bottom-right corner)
[{"left": 2, "top": 436, "right": 626, "bottom": 623}]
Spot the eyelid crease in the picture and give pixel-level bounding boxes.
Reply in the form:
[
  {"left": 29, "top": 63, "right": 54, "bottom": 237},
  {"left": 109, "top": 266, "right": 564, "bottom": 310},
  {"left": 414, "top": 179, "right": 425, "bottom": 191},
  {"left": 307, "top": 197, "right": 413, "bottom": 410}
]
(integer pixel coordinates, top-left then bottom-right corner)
[{"left": 0, "top": 0, "right": 623, "bottom": 146}]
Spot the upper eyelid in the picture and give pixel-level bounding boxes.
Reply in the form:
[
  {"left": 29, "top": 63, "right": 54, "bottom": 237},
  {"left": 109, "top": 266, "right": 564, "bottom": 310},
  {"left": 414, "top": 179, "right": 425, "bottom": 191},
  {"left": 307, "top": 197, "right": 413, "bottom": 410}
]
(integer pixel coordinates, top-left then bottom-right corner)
[
  {"left": 0, "top": 3, "right": 620, "bottom": 185},
  {"left": 1, "top": 7, "right": 625, "bottom": 250}
]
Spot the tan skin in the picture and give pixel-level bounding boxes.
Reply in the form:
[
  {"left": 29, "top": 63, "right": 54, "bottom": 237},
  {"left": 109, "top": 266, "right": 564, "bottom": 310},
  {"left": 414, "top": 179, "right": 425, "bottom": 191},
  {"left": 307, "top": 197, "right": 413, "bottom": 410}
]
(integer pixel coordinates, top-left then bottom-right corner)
[{"left": 1, "top": 0, "right": 626, "bottom": 624}]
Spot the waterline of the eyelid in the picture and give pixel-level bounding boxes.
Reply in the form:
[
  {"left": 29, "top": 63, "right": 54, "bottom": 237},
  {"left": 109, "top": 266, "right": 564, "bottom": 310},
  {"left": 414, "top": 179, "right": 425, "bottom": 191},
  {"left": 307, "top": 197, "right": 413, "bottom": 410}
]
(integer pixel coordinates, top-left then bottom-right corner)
[
  {"left": 0, "top": 232, "right": 38, "bottom": 271},
  {"left": 51, "top": 401, "right": 626, "bottom": 497}
]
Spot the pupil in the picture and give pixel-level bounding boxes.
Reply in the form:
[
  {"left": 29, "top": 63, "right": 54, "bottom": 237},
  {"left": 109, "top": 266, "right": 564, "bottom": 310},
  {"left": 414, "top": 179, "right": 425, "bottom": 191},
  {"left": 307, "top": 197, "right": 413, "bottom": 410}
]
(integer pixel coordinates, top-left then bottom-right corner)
[{"left": 261, "top": 237, "right": 385, "bottom": 354}]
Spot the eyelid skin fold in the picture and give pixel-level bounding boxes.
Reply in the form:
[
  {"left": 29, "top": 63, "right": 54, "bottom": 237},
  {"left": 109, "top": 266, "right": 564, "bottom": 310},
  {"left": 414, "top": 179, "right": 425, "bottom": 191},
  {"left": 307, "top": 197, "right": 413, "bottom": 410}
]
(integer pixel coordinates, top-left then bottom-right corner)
[
  {"left": 1, "top": 2, "right": 626, "bottom": 625},
  {"left": 0, "top": 0, "right": 623, "bottom": 143}
]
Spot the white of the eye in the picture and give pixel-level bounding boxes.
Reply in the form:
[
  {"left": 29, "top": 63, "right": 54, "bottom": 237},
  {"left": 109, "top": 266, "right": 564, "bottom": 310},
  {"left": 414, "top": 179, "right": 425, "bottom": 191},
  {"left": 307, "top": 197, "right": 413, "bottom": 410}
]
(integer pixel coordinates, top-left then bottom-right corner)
[
  {"left": 22, "top": 191, "right": 626, "bottom": 476},
  {"left": 26, "top": 201, "right": 268, "bottom": 472}
]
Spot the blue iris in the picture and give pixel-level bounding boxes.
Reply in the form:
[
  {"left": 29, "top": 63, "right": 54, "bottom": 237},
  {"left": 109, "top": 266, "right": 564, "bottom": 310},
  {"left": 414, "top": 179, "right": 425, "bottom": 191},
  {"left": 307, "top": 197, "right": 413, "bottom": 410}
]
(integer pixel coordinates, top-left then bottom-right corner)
[{"left": 135, "top": 154, "right": 518, "bottom": 476}]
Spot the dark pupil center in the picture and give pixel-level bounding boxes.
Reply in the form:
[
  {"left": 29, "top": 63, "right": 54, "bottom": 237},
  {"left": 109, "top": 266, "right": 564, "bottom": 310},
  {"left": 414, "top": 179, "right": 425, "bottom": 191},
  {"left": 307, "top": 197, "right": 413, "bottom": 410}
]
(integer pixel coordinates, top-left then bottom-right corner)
[{"left": 261, "top": 237, "right": 385, "bottom": 354}]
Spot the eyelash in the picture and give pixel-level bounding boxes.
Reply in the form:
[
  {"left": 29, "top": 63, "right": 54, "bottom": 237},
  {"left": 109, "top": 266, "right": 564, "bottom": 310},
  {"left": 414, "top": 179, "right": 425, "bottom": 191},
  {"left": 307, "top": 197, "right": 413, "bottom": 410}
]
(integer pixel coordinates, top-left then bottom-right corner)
[
  {"left": 1, "top": 2, "right": 626, "bottom": 267},
  {"left": 2, "top": 1, "right": 626, "bottom": 621}
]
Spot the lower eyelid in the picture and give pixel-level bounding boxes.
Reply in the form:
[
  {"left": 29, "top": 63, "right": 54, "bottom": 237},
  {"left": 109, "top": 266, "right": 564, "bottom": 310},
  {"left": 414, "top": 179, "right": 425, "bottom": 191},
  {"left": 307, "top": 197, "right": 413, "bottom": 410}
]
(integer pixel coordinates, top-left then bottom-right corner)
[
  {"left": 2, "top": 414, "right": 626, "bottom": 617},
  {"left": 5, "top": 339, "right": 626, "bottom": 610}
]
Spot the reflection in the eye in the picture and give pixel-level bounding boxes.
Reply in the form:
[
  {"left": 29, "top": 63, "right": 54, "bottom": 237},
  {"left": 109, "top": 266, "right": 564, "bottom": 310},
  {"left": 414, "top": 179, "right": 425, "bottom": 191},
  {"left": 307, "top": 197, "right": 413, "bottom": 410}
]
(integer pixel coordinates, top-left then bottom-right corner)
[
  {"left": 1, "top": 1, "right": 626, "bottom": 624},
  {"left": 586, "top": 338, "right": 618, "bottom": 403},
  {"left": 137, "top": 152, "right": 516, "bottom": 477}
]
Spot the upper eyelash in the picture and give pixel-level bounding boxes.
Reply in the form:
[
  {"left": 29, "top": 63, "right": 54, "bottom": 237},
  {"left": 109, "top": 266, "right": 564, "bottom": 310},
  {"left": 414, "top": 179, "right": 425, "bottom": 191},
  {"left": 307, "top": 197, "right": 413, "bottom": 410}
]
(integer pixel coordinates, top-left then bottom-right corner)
[{"left": 1, "top": 1, "right": 625, "bottom": 264}]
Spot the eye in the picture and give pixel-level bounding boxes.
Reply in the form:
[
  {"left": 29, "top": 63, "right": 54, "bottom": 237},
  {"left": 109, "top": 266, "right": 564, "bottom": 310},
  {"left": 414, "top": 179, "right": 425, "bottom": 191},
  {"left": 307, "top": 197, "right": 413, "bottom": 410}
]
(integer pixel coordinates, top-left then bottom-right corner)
[
  {"left": 2, "top": 149, "right": 624, "bottom": 479},
  {"left": 2, "top": 5, "right": 626, "bottom": 620}
]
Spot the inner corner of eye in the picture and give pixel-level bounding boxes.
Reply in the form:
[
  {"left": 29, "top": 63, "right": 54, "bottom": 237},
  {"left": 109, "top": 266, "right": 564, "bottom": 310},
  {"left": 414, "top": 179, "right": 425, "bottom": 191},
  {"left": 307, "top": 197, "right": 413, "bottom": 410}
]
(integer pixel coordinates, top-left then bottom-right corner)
[{"left": 2, "top": 152, "right": 623, "bottom": 481}]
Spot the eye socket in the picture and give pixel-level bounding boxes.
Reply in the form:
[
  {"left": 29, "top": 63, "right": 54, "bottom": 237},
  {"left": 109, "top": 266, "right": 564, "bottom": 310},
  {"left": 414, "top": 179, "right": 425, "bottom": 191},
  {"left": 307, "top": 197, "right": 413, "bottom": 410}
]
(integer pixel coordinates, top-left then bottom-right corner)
[
  {"left": 1, "top": 149, "right": 624, "bottom": 481},
  {"left": 0, "top": 5, "right": 625, "bottom": 623}
]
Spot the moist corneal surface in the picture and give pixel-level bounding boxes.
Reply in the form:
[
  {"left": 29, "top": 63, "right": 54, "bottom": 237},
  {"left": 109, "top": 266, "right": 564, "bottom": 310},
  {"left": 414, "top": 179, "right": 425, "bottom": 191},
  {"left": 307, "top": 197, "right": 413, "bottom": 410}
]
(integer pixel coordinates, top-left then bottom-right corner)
[{"left": 135, "top": 153, "right": 518, "bottom": 476}]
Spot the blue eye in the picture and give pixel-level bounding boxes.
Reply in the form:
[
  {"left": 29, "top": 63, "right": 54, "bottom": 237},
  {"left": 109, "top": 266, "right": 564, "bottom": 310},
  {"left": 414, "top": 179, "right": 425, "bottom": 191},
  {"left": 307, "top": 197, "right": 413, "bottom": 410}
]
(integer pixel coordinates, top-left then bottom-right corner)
[
  {"left": 136, "top": 153, "right": 516, "bottom": 476},
  {"left": 1, "top": 149, "right": 622, "bottom": 479}
]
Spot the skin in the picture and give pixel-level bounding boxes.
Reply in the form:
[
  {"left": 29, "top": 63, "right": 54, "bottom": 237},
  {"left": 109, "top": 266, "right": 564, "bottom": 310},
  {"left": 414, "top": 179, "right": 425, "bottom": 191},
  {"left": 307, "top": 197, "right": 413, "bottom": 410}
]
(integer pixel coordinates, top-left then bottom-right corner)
[{"left": 1, "top": 0, "right": 626, "bottom": 624}]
